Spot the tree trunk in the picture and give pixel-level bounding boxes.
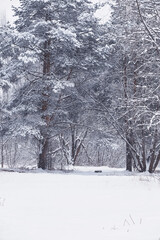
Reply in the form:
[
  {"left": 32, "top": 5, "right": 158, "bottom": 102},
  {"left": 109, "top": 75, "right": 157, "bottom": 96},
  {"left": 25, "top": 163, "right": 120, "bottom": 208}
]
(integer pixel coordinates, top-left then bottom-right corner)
[
  {"left": 71, "top": 125, "right": 76, "bottom": 164},
  {"left": 38, "top": 20, "right": 51, "bottom": 169},
  {"left": 73, "top": 130, "right": 88, "bottom": 166},
  {"left": 149, "top": 129, "right": 157, "bottom": 173},
  {"left": 38, "top": 138, "right": 49, "bottom": 170},
  {"left": 152, "top": 150, "right": 160, "bottom": 172},
  {"left": 123, "top": 55, "right": 132, "bottom": 172},
  {"left": 142, "top": 128, "right": 146, "bottom": 171},
  {"left": 43, "top": 39, "right": 51, "bottom": 75},
  {"left": 1, "top": 136, "right": 4, "bottom": 168},
  {"left": 126, "top": 138, "right": 132, "bottom": 171}
]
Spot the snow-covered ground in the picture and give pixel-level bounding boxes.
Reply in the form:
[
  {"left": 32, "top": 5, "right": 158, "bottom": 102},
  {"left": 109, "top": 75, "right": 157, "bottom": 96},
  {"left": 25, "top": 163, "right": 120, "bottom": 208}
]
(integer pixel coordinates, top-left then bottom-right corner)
[{"left": 0, "top": 167, "right": 160, "bottom": 240}]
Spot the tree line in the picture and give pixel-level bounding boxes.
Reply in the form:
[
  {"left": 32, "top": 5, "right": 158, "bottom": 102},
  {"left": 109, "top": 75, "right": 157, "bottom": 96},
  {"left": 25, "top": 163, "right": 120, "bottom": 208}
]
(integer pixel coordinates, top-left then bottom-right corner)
[{"left": 0, "top": 0, "right": 160, "bottom": 173}]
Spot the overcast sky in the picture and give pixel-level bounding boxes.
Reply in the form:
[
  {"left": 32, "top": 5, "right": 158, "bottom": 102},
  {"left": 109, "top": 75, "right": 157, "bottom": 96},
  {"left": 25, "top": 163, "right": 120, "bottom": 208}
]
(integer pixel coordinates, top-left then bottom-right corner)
[
  {"left": 0, "top": 0, "right": 19, "bottom": 23},
  {"left": 0, "top": 0, "right": 111, "bottom": 24}
]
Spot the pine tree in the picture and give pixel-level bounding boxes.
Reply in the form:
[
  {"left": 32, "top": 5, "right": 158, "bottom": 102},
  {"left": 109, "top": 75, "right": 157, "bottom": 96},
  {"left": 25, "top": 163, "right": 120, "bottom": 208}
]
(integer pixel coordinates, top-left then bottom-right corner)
[{"left": 0, "top": 0, "right": 108, "bottom": 169}]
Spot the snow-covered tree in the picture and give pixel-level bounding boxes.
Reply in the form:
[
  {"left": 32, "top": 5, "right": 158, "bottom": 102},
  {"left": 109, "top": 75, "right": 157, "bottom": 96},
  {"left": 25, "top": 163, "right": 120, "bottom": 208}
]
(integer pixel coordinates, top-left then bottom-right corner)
[
  {"left": 0, "top": 0, "right": 109, "bottom": 169},
  {"left": 106, "top": 0, "right": 160, "bottom": 172}
]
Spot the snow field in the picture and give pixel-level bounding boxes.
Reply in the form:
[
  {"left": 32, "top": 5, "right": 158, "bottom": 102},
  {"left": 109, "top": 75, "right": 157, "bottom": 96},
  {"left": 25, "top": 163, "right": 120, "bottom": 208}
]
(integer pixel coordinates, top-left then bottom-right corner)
[{"left": 0, "top": 169, "right": 160, "bottom": 240}]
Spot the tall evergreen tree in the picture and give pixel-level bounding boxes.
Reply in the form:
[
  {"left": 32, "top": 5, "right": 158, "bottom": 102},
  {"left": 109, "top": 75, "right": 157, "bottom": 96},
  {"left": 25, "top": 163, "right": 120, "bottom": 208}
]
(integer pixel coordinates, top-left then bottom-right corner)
[{"left": 0, "top": 0, "right": 108, "bottom": 169}]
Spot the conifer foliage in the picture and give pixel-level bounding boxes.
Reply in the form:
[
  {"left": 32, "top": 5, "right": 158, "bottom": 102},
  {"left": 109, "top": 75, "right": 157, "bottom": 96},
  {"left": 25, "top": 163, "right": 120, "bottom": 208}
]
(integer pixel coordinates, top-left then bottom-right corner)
[{"left": 0, "top": 0, "right": 108, "bottom": 169}]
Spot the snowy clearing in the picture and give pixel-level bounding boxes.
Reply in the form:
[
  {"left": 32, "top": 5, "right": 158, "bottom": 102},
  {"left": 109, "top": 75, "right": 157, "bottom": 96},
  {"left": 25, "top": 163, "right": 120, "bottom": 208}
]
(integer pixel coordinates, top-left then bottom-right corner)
[{"left": 0, "top": 167, "right": 160, "bottom": 240}]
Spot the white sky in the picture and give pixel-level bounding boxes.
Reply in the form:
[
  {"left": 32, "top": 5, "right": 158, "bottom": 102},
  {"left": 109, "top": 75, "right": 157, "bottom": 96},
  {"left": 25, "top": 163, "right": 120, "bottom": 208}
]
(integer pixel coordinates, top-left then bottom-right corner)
[
  {"left": 0, "top": 0, "right": 111, "bottom": 24},
  {"left": 0, "top": 0, "right": 19, "bottom": 23}
]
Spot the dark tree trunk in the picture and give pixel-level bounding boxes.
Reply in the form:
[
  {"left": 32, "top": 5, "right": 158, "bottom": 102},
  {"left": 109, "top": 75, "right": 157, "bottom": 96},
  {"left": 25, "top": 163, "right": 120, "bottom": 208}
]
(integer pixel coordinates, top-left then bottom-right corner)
[
  {"left": 149, "top": 129, "right": 157, "bottom": 173},
  {"left": 71, "top": 125, "right": 76, "bottom": 164},
  {"left": 126, "top": 139, "right": 132, "bottom": 171},
  {"left": 38, "top": 17, "right": 52, "bottom": 169},
  {"left": 141, "top": 127, "right": 146, "bottom": 171},
  {"left": 43, "top": 39, "right": 51, "bottom": 75},
  {"left": 152, "top": 150, "right": 160, "bottom": 173},
  {"left": 38, "top": 138, "right": 49, "bottom": 170},
  {"left": 123, "top": 55, "right": 132, "bottom": 172},
  {"left": 1, "top": 136, "right": 4, "bottom": 168}
]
